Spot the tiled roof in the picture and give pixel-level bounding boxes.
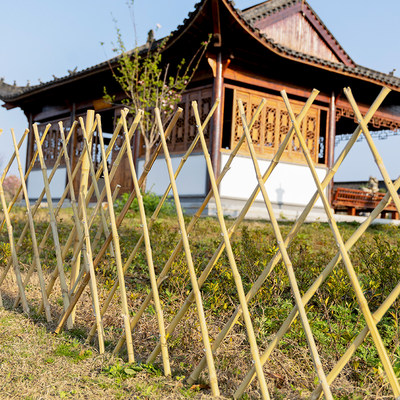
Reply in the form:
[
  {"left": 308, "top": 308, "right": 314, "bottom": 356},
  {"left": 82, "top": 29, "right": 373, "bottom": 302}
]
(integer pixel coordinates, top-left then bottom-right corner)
[
  {"left": 241, "top": 0, "right": 299, "bottom": 21},
  {"left": 1, "top": 0, "right": 400, "bottom": 103},
  {"left": 0, "top": 42, "right": 158, "bottom": 102}
]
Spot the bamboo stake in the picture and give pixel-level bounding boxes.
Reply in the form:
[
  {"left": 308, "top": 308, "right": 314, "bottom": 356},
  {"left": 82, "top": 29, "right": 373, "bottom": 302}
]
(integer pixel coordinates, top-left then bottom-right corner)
[
  {"left": 67, "top": 183, "right": 120, "bottom": 308},
  {"left": 95, "top": 113, "right": 135, "bottom": 362},
  {"left": 344, "top": 87, "right": 400, "bottom": 214},
  {"left": 10, "top": 128, "right": 52, "bottom": 321},
  {"left": 307, "top": 177, "right": 400, "bottom": 398},
  {"left": 64, "top": 109, "right": 138, "bottom": 278},
  {"left": 0, "top": 129, "right": 29, "bottom": 184},
  {"left": 38, "top": 120, "right": 128, "bottom": 314},
  {"left": 238, "top": 176, "right": 400, "bottom": 398},
  {"left": 148, "top": 93, "right": 317, "bottom": 366},
  {"left": 32, "top": 124, "right": 72, "bottom": 328},
  {"left": 90, "top": 101, "right": 220, "bottom": 345},
  {"left": 155, "top": 107, "right": 220, "bottom": 397},
  {"left": 91, "top": 184, "right": 120, "bottom": 253},
  {"left": 0, "top": 128, "right": 28, "bottom": 307},
  {"left": 231, "top": 87, "right": 392, "bottom": 397},
  {"left": 55, "top": 108, "right": 182, "bottom": 333},
  {"left": 193, "top": 101, "right": 271, "bottom": 399},
  {"left": 121, "top": 111, "right": 171, "bottom": 376},
  {"left": 70, "top": 110, "right": 95, "bottom": 324},
  {"left": 0, "top": 167, "right": 29, "bottom": 314},
  {"left": 280, "top": 90, "right": 400, "bottom": 397},
  {"left": 80, "top": 123, "right": 114, "bottom": 257},
  {"left": 0, "top": 125, "right": 50, "bottom": 231},
  {"left": 238, "top": 99, "right": 333, "bottom": 399},
  {"left": 79, "top": 192, "right": 105, "bottom": 354},
  {"left": 10, "top": 123, "right": 77, "bottom": 309},
  {"left": 57, "top": 120, "right": 105, "bottom": 353},
  {"left": 54, "top": 110, "right": 141, "bottom": 333},
  {"left": 55, "top": 114, "right": 118, "bottom": 269}
]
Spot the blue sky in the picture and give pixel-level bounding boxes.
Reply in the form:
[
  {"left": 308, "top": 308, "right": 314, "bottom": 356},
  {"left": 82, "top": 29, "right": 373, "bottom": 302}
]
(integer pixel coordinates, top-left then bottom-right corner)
[{"left": 1, "top": 0, "right": 399, "bottom": 180}]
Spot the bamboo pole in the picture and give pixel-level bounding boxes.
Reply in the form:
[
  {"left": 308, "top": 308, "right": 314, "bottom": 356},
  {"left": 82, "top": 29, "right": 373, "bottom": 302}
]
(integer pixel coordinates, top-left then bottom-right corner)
[
  {"left": 0, "top": 128, "right": 28, "bottom": 307},
  {"left": 280, "top": 90, "right": 400, "bottom": 397},
  {"left": 57, "top": 120, "right": 105, "bottom": 353},
  {"left": 0, "top": 164, "right": 29, "bottom": 314},
  {"left": 10, "top": 128, "right": 52, "bottom": 321},
  {"left": 38, "top": 120, "right": 130, "bottom": 315},
  {"left": 79, "top": 122, "right": 115, "bottom": 257},
  {"left": 55, "top": 115, "right": 119, "bottom": 270},
  {"left": 10, "top": 123, "right": 77, "bottom": 309},
  {"left": 54, "top": 110, "right": 141, "bottom": 333},
  {"left": 305, "top": 178, "right": 400, "bottom": 398},
  {"left": 344, "top": 87, "right": 400, "bottom": 214},
  {"left": 90, "top": 101, "right": 220, "bottom": 345},
  {"left": 55, "top": 108, "right": 182, "bottom": 333},
  {"left": 0, "top": 125, "right": 50, "bottom": 231},
  {"left": 68, "top": 183, "right": 120, "bottom": 302},
  {"left": 95, "top": 113, "right": 135, "bottom": 362},
  {"left": 193, "top": 101, "right": 271, "bottom": 399},
  {"left": 79, "top": 192, "right": 105, "bottom": 354},
  {"left": 32, "top": 124, "right": 73, "bottom": 328},
  {"left": 238, "top": 99, "right": 332, "bottom": 399},
  {"left": 64, "top": 110, "right": 138, "bottom": 278},
  {"left": 70, "top": 110, "right": 95, "bottom": 323},
  {"left": 155, "top": 107, "right": 220, "bottom": 397},
  {"left": 148, "top": 93, "right": 317, "bottom": 366},
  {"left": 238, "top": 175, "right": 400, "bottom": 398},
  {"left": 91, "top": 184, "right": 120, "bottom": 253},
  {"left": 231, "top": 88, "right": 392, "bottom": 397},
  {"left": 0, "top": 129, "right": 28, "bottom": 184},
  {"left": 121, "top": 111, "right": 171, "bottom": 376}
]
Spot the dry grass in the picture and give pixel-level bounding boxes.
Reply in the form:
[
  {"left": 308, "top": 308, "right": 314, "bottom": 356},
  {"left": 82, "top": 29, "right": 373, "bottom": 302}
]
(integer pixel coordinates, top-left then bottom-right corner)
[
  {"left": 0, "top": 303, "right": 218, "bottom": 400},
  {"left": 0, "top": 210, "right": 399, "bottom": 399}
]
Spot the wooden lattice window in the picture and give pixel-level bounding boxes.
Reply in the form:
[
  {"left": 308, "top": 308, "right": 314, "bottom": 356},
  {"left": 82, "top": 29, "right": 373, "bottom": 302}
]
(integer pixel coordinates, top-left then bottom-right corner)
[
  {"left": 32, "top": 118, "right": 71, "bottom": 168},
  {"left": 231, "top": 89, "right": 321, "bottom": 164},
  {"left": 168, "top": 86, "right": 213, "bottom": 154}
]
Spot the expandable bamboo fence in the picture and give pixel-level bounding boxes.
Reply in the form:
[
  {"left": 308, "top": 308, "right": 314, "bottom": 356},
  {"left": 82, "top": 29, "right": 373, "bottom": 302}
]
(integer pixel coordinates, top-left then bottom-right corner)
[{"left": 0, "top": 86, "right": 400, "bottom": 399}]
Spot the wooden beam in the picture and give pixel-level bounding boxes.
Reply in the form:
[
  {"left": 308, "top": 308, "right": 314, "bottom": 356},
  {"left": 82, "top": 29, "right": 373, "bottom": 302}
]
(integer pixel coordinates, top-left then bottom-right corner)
[{"left": 224, "top": 67, "right": 331, "bottom": 103}]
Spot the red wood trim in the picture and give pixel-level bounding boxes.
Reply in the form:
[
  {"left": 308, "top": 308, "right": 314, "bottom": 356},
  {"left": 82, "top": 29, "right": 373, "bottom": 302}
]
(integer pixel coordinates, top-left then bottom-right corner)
[{"left": 336, "top": 99, "right": 400, "bottom": 124}]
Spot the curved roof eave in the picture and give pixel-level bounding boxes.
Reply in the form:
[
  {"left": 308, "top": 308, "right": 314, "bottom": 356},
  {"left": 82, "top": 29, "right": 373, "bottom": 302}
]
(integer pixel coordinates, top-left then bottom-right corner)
[
  {"left": 221, "top": 0, "right": 400, "bottom": 91},
  {"left": 2, "top": 0, "right": 400, "bottom": 105}
]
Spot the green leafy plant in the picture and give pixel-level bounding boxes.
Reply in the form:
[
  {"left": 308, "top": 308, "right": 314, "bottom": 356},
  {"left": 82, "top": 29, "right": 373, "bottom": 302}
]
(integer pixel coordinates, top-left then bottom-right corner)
[
  {"left": 114, "top": 191, "right": 175, "bottom": 216},
  {"left": 104, "top": 6, "right": 210, "bottom": 189}
]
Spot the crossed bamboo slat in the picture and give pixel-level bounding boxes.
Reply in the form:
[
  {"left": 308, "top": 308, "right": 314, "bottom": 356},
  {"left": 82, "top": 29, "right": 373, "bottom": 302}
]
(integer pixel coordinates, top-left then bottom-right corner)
[{"left": 0, "top": 85, "right": 399, "bottom": 399}]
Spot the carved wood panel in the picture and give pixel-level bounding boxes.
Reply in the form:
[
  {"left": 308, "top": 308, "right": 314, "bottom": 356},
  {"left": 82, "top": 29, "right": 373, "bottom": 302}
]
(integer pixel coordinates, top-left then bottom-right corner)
[
  {"left": 169, "top": 86, "right": 213, "bottom": 154},
  {"left": 231, "top": 89, "right": 321, "bottom": 164},
  {"left": 33, "top": 118, "right": 72, "bottom": 168}
]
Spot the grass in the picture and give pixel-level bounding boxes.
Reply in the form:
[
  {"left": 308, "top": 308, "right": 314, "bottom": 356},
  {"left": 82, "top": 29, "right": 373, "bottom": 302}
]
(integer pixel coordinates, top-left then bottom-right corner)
[{"left": 1, "top": 208, "right": 400, "bottom": 398}]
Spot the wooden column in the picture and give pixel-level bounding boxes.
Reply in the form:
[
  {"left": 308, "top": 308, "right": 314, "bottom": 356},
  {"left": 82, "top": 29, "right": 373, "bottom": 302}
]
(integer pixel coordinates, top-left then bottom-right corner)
[
  {"left": 25, "top": 112, "right": 33, "bottom": 175},
  {"left": 210, "top": 51, "right": 223, "bottom": 182},
  {"left": 328, "top": 91, "right": 336, "bottom": 204}
]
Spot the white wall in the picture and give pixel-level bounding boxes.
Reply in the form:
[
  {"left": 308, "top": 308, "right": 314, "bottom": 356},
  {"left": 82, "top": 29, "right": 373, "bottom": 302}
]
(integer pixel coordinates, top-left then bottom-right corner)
[
  {"left": 137, "top": 154, "right": 207, "bottom": 196},
  {"left": 27, "top": 167, "right": 67, "bottom": 200},
  {"left": 219, "top": 153, "right": 327, "bottom": 208}
]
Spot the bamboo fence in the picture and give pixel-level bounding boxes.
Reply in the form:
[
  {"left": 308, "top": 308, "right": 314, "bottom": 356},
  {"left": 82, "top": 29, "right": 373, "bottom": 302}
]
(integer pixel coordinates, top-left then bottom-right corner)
[{"left": 0, "top": 86, "right": 399, "bottom": 399}]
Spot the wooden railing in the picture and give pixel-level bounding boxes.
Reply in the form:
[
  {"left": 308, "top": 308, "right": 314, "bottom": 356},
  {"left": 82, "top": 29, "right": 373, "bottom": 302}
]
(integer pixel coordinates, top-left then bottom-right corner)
[{"left": 332, "top": 187, "right": 399, "bottom": 219}]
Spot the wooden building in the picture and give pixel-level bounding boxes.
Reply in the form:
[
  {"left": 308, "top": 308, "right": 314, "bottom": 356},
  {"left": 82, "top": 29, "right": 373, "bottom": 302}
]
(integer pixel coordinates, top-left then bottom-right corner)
[{"left": 1, "top": 0, "right": 400, "bottom": 218}]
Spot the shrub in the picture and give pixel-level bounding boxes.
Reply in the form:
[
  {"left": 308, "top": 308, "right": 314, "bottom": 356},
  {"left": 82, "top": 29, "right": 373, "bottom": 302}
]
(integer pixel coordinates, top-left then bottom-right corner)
[{"left": 114, "top": 191, "right": 175, "bottom": 216}]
